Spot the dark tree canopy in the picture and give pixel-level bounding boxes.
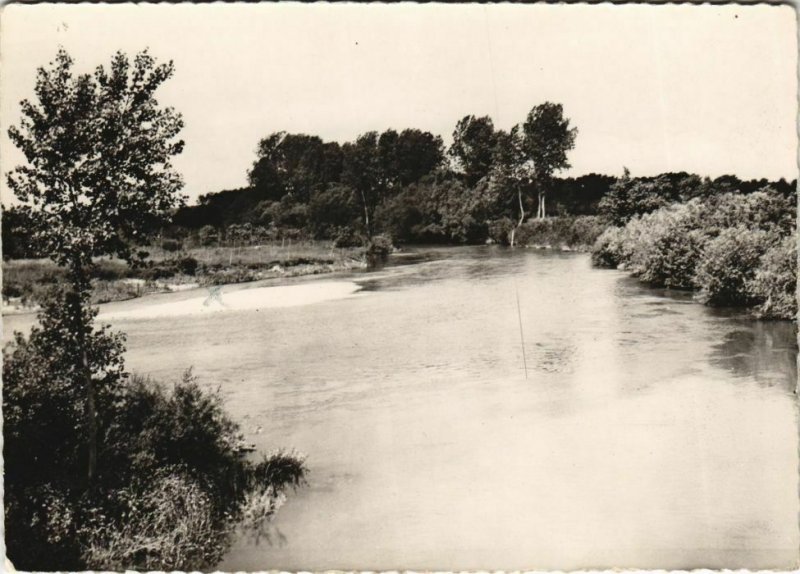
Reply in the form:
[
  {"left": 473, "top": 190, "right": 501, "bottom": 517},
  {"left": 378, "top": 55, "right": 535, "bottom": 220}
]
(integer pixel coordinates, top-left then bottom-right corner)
[
  {"left": 449, "top": 115, "right": 497, "bottom": 187},
  {"left": 382, "top": 128, "right": 445, "bottom": 188},
  {"left": 521, "top": 102, "right": 577, "bottom": 183},
  {"left": 6, "top": 48, "right": 186, "bottom": 271},
  {"left": 247, "top": 132, "right": 341, "bottom": 204},
  {"left": 341, "top": 131, "right": 384, "bottom": 236}
]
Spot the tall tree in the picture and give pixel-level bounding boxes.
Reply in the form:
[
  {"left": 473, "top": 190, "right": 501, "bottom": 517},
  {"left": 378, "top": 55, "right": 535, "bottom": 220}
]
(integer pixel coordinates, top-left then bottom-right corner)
[
  {"left": 341, "top": 132, "right": 384, "bottom": 237},
  {"left": 248, "top": 132, "right": 332, "bottom": 203},
  {"left": 449, "top": 115, "right": 497, "bottom": 187},
  {"left": 392, "top": 128, "right": 445, "bottom": 187},
  {"left": 6, "top": 48, "right": 185, "bottom": 483},
  {"left": 521, "top": 102, "right": 577, "bottom": 218},
  {"left": 491, "top": 126, "right": 531, "bottom": 246}
]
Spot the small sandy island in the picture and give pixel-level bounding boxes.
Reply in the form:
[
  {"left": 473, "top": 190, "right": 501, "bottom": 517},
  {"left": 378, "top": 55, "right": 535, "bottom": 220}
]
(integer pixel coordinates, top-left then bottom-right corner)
[{"left": 99, "top": 280, "right": 362, "bottom": 321}]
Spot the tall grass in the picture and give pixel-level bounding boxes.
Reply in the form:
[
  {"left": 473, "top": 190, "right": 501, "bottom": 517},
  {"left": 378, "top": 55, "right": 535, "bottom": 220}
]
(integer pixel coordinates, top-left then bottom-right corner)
[{"left": 3, "top": 241, "right": 367, "bottom": 308}]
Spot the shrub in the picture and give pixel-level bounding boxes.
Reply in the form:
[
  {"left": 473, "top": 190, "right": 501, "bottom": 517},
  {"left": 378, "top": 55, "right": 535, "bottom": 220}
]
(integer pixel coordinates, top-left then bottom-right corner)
[
  {"left": 749, "top": 235, "right": 797, "bottom": 320},
  {"left": 695, "top": 226, "right": 774, "bottom": 307},
  {"left": 487, "top": 218, "right": 515, "bottom": 245},
  {"left": 3, "top": 293, "right": 307, "bottom": 571},
  {"left": 597, "top": 169, "right": 672, "bottom": 226},
  {"left": 591, "top": 226, "right": 626, "bottom": 268},
  {"left": 4, "top": 290, "right": 127, "bottom": 569},
  {"left": 307, "top": 185, "right": 361, "bottom": 239},
  {"left": 161, "top": 238, "right": 183, "bottom": 252},
  {"left": 198, "top": 225, "right": 219, "bottom": 247},
  {"left": 333, "top": 226, "right": 367, "bottom": 248},
  {"left": 173, "top": 256, "right": 199, "bottom": 276},
  {"left": 623, "top": 201, "right": 706, "bottom": 289},
  {"left": 135, "top": 256, "right": 198, "bottom": 281},
  {"left": 515, "top": 216, "right": 606, "bottom": 250},
  {"left": 79, "top": 468, "right": 220, "bottom": 571},
  {"left": 704, "top": 188, "right": 795, "bottom": 237},
  {"left": 366, "top": 234, "right": 393, "bottom": 267}
]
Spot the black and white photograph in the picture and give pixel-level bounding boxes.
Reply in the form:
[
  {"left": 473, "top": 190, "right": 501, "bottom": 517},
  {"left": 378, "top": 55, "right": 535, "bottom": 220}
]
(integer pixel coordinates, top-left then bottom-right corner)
[{"left": 1, "top": 2, "right": 797, "bottom": 571}]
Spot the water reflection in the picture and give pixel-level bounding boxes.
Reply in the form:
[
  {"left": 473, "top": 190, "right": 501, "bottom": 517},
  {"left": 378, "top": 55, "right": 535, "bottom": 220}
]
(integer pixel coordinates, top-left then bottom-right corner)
[{"left": 711, "top": 321, "right": 798, "bottom": 392}]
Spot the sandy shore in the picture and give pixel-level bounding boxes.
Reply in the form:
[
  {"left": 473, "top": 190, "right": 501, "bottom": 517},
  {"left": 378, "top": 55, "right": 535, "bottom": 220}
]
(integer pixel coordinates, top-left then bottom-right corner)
[{"left": 99, "top": 280, "right": 362, "bottom": 321}]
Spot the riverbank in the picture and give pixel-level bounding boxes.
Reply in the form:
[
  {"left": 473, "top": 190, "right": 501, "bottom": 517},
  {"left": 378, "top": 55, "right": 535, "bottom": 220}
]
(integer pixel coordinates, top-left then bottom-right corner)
[
  {"left": 2, "top": 241, "right": 366, "bottom": 314},
  {"left": 2, "top": 219, "right": 603, "bottom": 315}
]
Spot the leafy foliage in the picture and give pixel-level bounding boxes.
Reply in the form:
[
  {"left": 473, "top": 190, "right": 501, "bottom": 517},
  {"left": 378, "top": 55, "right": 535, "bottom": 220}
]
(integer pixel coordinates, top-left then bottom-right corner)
[
  {"left": 514, "top": 216, "right": 606, "bottom": 250},
  {"left": 6, "top": 48, "right": 185, "bottom": 271},
  {"left": 521, "top": 102, "right": 578, "bottom": 218},
  {"left": 521, "top": 102, "right": 578, "bottom": 183},
  {"left": 695, "top": 226, "right": 774, "bottom": 307},
  {"left": 621, "top": 201, "right": 707, "bottom": 289},
  {"left": 749, "top": 236, "right": 798, "bottom": 320},
  {"left": 3, "top": 49, "right": 306, "bottom": 572},
  {"left": 3, "top": 295, "right": 307, "bottom": 570},
  {"left": 591, "top": 188, "right": 796, "bottom": 318},
  {"left": 449, "top": 115, "right": 497, "bottom": 187},
  {"left": 4, "top": 290, "right": 127, "bottom": 569}
]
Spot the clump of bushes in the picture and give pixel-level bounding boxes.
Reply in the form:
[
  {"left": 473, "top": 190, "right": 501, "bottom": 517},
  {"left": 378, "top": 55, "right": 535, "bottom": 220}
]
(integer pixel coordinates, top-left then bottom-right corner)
[
  {"left": 748, "top": 235, "right": 797, "bottom": 320},
  {"left": 487, "top": 218, "right": 515, "bottom": 245},
  {"left": 161, "top": 238, "right": 183, "bottom": 252},
  {"left": 591, "top": 226, "right": 627, "bottom": 268},
  {"left": 694, "top": 226, "right": 770, "bottom": 307},
  {"left": 591, "top": 189, "right": 797, "bottom": 319},
  {"left": 366, "top": 234, "right": 394, "bottom": 268},
  {"left": 514, "top": 215, "right": 606, "bottom": 250},
  {"left": 134, "top": 256, "right": 199, "bottom": 280},
  {"left": 3, "top": 291, "right": 307, "bottom": 570},
  {"left": 333, "top": 226, "right": 367, "bottom": 248},
  {"left": 615, "top": 201, "right": 706, "bottom": 289}
]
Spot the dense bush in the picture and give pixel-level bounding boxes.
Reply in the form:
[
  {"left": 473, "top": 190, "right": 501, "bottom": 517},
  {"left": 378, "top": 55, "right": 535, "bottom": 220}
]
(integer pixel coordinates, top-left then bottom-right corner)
[
  {"left": 198, "top": 225, "right": 220, "bottom": 246},
  {"left": 591, "top": 188, "right": 796, "bottom": 318},
  {"left": 622, "top": 201, "right": 707, "bottom": 289},
  {"left": 2, "top": 206, "right": 41, "bottom": 260},
  {"left": 703, "top": 188, "right": 795, "bottom": 236},
  {"left": 597, "top": 170, "right": 673, "bottom": 225},
  {"left": 695, "top": 227, "right": 773, "bottom": 306},
  {"left": 161, "top": 238, "right": 183, "bottom": 252},
  {"left": 4, "top": 290, "right": 128, "bottom": 569},
  {"left": 3, "top": 293, "right": 307, "bottom": 570},
  {"left": 135, "top": 256, "right": 198, "bottom": 280},
  {"left": 307, "top": 185, "right": 362, "bottom": 239},
  {"left": 366, "top": 234, "right": 394, "bottom": 267},
  {"left": 590, "top": 226, "right": 626, "bottom": 268},
  {"left": 748, "top": 235, "right": 797, "bottom": 319},
  {"left": 514, "top": 216, "right": 606, "bottom": 250},
  {"left": 487, "top": 218, "right": 515, "bottom": 245},
  {"left": 333, "top": 226, "right": 368, "bottom": 248}
]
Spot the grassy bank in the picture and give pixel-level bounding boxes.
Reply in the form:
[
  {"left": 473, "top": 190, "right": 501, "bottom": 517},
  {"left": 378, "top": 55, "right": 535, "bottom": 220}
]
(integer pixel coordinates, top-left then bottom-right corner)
[{"left": 3, "top": 241, "right": 366, "bottom": 311}]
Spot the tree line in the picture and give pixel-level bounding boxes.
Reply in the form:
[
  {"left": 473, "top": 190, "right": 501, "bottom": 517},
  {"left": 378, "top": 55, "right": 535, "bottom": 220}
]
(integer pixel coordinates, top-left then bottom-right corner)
[
  {"left": 174, "top": 104, "right": 581, "bottom": 247},
  {"left": 5, "top": 103, "right": 795, "bottom": 256}
]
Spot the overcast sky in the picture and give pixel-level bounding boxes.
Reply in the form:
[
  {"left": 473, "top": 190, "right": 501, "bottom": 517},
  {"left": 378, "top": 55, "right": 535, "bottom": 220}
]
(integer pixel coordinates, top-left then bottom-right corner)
[{"left": 1, "top": 3, "right": 796, "bottom": 203}]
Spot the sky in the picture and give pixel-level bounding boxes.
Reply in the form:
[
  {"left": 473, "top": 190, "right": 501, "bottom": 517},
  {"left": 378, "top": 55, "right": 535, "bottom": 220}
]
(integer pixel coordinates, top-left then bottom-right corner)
[{"left": 1, "top": 3, "right": 796, "bottom": 204}]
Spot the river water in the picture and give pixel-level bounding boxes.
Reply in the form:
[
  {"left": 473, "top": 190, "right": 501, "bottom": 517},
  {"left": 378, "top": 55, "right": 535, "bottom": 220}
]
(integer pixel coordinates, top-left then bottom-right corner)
[{"left": 4, "top": 247, "right": 798, "bottom": 569}]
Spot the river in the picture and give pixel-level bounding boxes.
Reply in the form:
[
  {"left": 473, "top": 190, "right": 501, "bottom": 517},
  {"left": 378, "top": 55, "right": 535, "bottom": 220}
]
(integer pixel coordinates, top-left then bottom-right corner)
[{"left": 3, "top": 246, "right": 798, "bottom": 569}]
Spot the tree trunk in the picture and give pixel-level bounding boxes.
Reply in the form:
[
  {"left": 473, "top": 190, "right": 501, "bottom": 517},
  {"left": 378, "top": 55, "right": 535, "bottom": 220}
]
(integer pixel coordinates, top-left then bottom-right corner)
[
  {"left": 511, "top": 188, "right": 525, "bottom": 247},
  {"left": 359, "top": 189, "right": 372, "bottom": 238},
  {"left": 84, "top": 346, "right": 97, "bottom": 484},
  {"left": 537, "top": 190, "right": 546, "bottom": 219},
  {"left": 71, "top": 261, "right": 97, "bottom": 486}
]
